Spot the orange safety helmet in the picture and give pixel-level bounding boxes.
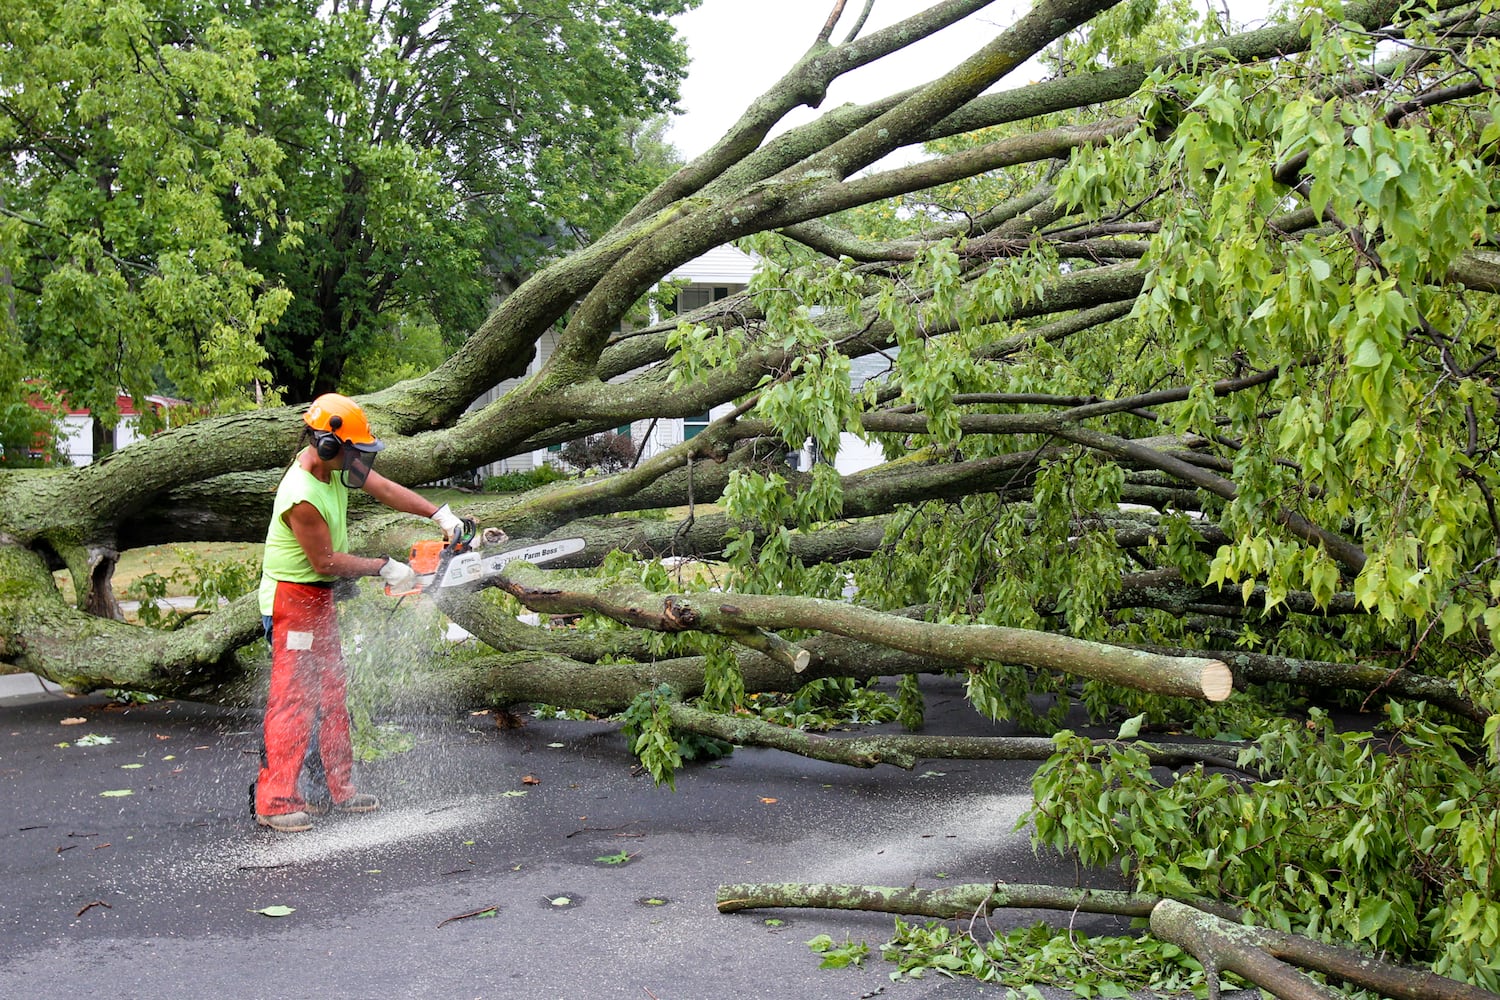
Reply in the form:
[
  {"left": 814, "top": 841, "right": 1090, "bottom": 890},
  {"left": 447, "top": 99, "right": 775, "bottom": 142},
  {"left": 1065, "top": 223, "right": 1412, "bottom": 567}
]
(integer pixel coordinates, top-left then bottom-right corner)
[
  {"left": 304, "top": 393, "right": 383, "bottom": 451},
  {"left": 303, "top": 394, "right": 384, "bottom": 486}
]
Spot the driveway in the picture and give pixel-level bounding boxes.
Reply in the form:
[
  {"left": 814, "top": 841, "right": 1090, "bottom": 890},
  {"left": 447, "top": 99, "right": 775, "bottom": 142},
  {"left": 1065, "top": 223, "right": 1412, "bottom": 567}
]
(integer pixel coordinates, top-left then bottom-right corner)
[{"left": 2, "top": 677, "right": 1130, "bottom": 999}]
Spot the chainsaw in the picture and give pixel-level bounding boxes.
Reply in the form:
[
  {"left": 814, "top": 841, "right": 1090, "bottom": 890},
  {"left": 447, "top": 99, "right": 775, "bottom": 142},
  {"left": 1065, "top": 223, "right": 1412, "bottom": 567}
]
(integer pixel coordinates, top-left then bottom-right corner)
[{"left": 385, "top": 526, "right": 585, "bottom": 597}]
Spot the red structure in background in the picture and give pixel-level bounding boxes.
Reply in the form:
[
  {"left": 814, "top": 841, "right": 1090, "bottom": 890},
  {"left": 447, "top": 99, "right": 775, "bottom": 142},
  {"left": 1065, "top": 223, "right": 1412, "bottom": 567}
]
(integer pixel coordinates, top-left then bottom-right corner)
[{"left": 21, "top": 385, "right": 190, "bottom": 465}]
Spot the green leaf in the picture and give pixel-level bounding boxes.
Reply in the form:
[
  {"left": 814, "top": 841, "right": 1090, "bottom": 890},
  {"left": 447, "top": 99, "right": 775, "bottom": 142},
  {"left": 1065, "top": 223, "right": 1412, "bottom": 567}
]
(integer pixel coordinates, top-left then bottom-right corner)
[
  {"left": 1117, "top": 714, "right": 1145, "bottom": 740},
  {"left": 254, "top": 905, "right": 295, "bottom": 917},
  {"left": 594, "top": 850, "right": 634, "bottom": 865},
  {"left": 1355, "top": 897, "right": 1392, "bottom": 940},
  {"left": 1441, "top": 602, "right": 1467, "bottom": 639},
  {"left": 1349, "top": 338, "right": 1382, "bottom": 368},
  {"left": 99, "top": 789, "right": 134, "bottom": 798}
]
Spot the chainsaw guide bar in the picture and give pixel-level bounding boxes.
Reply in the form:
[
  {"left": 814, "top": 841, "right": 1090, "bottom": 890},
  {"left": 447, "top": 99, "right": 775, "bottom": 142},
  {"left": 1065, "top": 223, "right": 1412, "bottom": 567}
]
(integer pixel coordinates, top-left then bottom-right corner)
[
  {"left": 387, "top": 536, "right": 586, "bottom": 598},
  {"left": 431, "top": 537, "right": 586, "bottom": 589}
]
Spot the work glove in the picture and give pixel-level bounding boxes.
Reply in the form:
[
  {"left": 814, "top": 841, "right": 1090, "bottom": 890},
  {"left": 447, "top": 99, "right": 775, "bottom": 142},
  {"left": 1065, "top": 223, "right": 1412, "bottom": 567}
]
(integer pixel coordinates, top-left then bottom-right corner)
[
  {"left": 378, "top": 556, "right": 420, "bottom": 595},
  {"left": 431, "top": 503, "right": 477, "bottom": 546}
]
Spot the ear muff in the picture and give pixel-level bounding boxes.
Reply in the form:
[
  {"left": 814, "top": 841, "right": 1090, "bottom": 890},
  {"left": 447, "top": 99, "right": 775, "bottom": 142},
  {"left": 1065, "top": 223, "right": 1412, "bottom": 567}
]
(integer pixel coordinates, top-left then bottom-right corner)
[
  {"left": 314, "top": 415, "right": 344, "bottom": 460},
  {"left": 314, "top": 433, "right": 340, "bottom": 460}
]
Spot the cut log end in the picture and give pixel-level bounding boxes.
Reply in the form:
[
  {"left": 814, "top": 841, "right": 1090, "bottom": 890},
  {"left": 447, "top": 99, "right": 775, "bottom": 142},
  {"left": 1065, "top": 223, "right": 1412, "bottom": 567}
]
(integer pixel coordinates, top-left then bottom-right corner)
[
  {"left": 1200, "top": 661, "right": 1233, "bottom": 702},
  {"left": 792, "top": 649, "right": 811, "bottom": 673}
]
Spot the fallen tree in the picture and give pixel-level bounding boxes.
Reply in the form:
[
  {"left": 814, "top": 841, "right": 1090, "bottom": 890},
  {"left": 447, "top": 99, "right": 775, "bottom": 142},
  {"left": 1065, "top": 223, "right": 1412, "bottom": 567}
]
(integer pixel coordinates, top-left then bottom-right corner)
[
  {"left": 716, "top": 884, "right": 1499, "bottom": 1000},
  {"left": 3, "top": 0, "right": 1500, "bottom": 991}
]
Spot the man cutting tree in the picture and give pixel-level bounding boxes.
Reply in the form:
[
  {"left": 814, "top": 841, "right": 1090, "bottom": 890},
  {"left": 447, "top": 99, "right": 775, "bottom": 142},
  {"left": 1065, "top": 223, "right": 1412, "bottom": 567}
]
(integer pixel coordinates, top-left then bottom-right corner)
[{"left": 253, "top": 393, "right": 472, "bottom": 833}]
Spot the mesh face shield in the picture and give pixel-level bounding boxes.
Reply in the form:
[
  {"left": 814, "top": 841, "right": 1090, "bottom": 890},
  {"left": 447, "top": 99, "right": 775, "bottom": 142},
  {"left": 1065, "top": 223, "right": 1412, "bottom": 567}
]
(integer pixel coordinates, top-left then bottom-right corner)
[{"left": 341, "top": 443, "right": 379, "bottom": 489}]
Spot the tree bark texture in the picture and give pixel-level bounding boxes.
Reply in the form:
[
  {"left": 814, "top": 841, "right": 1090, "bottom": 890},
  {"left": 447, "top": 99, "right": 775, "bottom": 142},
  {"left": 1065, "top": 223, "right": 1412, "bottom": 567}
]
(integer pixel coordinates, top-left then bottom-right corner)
[
  {"left": 497, "top": 564, "right": 1233, "bottom": 702},
  {"left": 1150, "top": 900, "right": 1500, "bottom": 1000}
]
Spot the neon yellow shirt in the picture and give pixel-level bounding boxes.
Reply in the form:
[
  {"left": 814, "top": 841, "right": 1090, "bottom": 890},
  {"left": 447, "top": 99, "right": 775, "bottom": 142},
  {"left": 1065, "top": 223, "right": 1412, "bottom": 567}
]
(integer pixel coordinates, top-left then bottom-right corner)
[{"left": 257, "top": 456, "right": 349, "bottom": 615}]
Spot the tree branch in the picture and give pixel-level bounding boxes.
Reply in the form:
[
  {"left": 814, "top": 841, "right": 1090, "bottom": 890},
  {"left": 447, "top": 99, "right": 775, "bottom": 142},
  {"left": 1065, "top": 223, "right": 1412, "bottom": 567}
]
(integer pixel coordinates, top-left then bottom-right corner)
[
  {"left": 496, "top": 565, "right": 1233, "bottom": 702},
  {"left": 671, "top": 703, "right": 1258, "bottom": 772}
]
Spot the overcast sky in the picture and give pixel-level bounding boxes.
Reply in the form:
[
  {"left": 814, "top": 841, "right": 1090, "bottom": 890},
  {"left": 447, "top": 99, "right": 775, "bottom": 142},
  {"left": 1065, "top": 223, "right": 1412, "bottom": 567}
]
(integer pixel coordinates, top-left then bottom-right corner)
[
  {"left": 664, "top": 0, "right": 1030, "bottom": 160},
  {"left": 663, "top": 0, "right": 1274, "bottom": 161}
]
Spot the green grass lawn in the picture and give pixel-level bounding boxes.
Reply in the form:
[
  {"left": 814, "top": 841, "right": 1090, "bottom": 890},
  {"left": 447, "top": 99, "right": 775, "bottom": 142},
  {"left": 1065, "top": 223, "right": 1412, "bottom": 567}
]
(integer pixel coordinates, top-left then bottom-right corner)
[{"left": 52, "top": 541, "right": 264, "bottom": 601}]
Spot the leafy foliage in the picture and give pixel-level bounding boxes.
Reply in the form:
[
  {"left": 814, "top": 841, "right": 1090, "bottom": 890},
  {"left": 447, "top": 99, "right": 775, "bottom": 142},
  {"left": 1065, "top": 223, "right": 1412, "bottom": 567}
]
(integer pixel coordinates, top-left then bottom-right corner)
[
  {"left": 1027, "top": 706, "right": 1500, "bottom": 988},
  {"left": 227, "top": 0, "right": 696, "bottom": 399},
  {"left": 805, "top": 933, "right": 870, "bottom": 970},
  {"left": 0, "top": 394, "right": 62, "bottom": 469},
  {"left": 0, "top": 0, "right": 290, "bottom": 420},
  {"left": 560, "top": 432, "right": 639, "bottom": 474},
  {"left": 744, "top": 680, "right": 902, "bottom": 731},
  {"left": 718, "top": 0, "right": 1500, "bottom": 989},
  {"left": 881, "top": 918, "right": 1222, "bottom": 996},
  {"left": 0, "top": 0, "right": 696, "bottom": 411},
  {"left": 621, "top": 684, "right": 734, "bottom": 789},
  {"left": 481, "top": 465, "right": 570, "bottom": 494},
  {"left": 123, "top": 549, "right": 260, "bottom": 629}
]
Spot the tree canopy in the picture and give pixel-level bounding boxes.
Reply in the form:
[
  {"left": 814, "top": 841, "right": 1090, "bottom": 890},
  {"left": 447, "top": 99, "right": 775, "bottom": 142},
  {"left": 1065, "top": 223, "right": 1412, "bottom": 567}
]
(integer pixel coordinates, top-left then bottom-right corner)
[
  {"left": 0, "top": 0, "right": 694, "bottom": 429},
  {"left": 4, "top": 0, "right": 1500, "bottom": 993}
]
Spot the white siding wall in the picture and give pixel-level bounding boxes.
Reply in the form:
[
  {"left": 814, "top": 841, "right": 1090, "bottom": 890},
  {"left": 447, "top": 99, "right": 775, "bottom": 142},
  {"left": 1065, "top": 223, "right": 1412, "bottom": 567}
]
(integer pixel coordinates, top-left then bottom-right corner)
[
  {"left": 666, "top": 245, "right": 757, "bottom": 285},
  {"left": 114, "top": 414, "right": 143, "bottom": 450},
  {"left": 468, "top": 246, "right": 766, "bottom": 478},
  {"left": 59, "top": 415, "right": 93, "bottom": 465}
]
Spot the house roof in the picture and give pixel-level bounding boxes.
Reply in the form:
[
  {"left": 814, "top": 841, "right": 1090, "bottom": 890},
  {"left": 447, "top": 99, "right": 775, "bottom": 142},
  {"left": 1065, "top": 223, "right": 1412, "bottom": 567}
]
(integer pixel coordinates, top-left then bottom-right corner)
[
  {"left": 116, "top": 393, "right": 186, "bottom": 416},
  {"left": 665, "top": 245, "right": 757, "bottom": 285},
  {"left": 25, "top": 383, "right": 186, "bottom": 418}
]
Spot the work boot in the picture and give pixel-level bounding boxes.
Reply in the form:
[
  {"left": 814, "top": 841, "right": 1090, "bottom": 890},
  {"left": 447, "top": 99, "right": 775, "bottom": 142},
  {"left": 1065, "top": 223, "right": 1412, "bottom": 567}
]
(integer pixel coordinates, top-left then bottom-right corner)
[
  {"left": 335, "top": 793, "right": 380, "bottom": 813},
  {"left": 302, "top": 798, "right": 331, "bottom": 817},
  {"left": 255, "top": 810, "right": 314, "bottom": 833}
]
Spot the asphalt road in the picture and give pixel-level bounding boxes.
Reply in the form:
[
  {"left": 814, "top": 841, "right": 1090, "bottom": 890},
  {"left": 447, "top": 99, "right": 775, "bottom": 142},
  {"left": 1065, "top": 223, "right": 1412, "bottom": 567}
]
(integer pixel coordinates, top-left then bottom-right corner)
[{"left": 1, "top": 677, "right": 1135, "bottom": 1000}]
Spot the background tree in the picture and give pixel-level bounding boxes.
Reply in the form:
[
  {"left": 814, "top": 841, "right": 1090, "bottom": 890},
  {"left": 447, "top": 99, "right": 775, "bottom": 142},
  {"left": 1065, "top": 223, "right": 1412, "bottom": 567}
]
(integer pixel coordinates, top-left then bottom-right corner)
[
  {"left": 0, "top": 0, "right": 694, "bottom": 434},
  {"left": 559, "top": 430, "right": 639, "bottom": 474},
  {"left": 3, "top": 0, "right": 1500, "bottom": 992},
  {"left": 232, "top": 0, "right": 696, "bottom": 400},
  {"left": 0, "top": 0, "right": 291, "bottom": 434}
]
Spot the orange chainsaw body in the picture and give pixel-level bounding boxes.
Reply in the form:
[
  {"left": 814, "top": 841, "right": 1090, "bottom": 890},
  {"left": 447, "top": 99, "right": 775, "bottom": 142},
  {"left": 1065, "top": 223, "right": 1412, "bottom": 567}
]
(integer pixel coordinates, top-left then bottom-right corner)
[
  {"left": 383, "top": 538, "right": 449, "bottom": 597},
  {"left": 407, "top": 538, "right": 446, "bottom": 576}
]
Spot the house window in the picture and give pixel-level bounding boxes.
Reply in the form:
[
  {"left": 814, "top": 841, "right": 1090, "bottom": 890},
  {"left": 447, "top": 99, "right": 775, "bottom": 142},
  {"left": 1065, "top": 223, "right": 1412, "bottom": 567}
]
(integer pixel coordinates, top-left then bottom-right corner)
[
  {"left": 683, "top": 411, "right": 711, "bottom": 439},
  {"left": 676, "top": 286, "right": 730, "bottom": 314}
]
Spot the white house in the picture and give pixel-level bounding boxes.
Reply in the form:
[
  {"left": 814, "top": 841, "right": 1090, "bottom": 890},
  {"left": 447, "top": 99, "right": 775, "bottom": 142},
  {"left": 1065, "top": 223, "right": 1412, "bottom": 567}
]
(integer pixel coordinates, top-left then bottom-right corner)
[
  {"left": 468, "top": 244, "right": 888, "bottom": 480},
  {"left": 24, "top": 390, "right": 185, "bottom": 466},
  {"left": 467, "top": 246, "right": 759, "bottom": 478}
]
